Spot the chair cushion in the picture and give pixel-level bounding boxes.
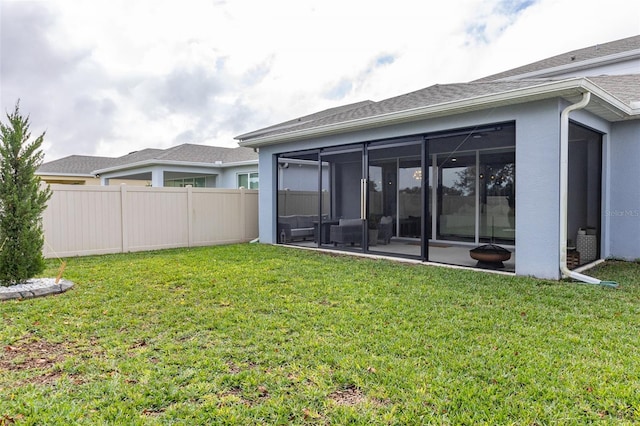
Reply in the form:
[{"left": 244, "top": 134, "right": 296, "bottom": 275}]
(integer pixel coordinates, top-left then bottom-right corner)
[
  {"left": 380, "top": 216, "right": 393, "bottom": 225},
  {"left": 278, "top": 215, "right": 299, "bottom": 228},
  {"left": 297, "top": 215, "right": 316, "bottom": 228},
  {"left": 339, "top": 218, "right": 362, "bottom": 227}
]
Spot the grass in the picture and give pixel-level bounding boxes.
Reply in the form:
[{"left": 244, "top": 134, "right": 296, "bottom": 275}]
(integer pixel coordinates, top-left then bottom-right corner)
[{"left": 0, "top": 244, "right": 639, "bottom": 425}]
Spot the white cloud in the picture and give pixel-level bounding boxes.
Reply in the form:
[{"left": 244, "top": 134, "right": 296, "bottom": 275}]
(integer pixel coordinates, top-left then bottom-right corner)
[{"left": 1, "top": 0, "right": 638, "bottom": 161}]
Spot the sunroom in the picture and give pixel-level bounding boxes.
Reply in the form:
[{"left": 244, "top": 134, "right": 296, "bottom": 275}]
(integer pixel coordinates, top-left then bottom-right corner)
[
  {"left": 271, "top": 116, "right": 604, "bottom": 275},
  {"left": 276, "top": 122, "right": 517, "bottom": 270},
  {"left": 237, "top": 72, "right": 640, "bottom": 281}
]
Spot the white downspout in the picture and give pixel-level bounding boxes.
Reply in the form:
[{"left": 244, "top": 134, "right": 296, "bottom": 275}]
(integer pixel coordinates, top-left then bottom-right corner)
[{"left": 559, "top": 92, "right": 617, "bottom": 287}]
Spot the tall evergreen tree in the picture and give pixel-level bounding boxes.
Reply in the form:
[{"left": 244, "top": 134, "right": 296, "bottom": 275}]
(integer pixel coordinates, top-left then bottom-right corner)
[{"left": 0, "top": 102, "right": 52, "bottom": 285}]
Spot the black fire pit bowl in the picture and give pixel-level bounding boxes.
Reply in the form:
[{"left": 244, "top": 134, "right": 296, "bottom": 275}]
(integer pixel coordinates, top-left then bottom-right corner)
[{"left": 469, "top": 244, "right": 511, "bottom": 269}]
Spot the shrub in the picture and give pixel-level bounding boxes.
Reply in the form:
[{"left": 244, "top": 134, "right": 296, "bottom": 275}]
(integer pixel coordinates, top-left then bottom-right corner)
[{"left": 0, "top": 102, "right": 52, "bottom": 285}]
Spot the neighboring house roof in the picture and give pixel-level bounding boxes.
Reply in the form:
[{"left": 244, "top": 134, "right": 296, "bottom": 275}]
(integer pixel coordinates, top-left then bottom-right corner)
[
  {"left": 37, "top": 155, "right": 118, "bottom": 177},
  {"left": 236, "top": 36, "right": 640, "bottom": 147},
  {"left": 110, "top": 149, "right": 166, "bottom": 166},
  {"left": 38, "top": 144, "right": 258, "bottom": 177}
]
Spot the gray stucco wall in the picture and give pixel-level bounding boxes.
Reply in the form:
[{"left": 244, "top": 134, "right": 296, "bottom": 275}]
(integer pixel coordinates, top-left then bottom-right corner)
[
  {"left": 219, "top": 164, "right": 259, "bottom": 189},
  {"left": 258, "top": 152, "right": 278, "bottom": 244},
  {"left": 608, "top": 121, "right": 640, "bottom": 260},
  {"left": 278, "top": 163, "right": 327, "bottom": 191},
  {"left": 514, "top": 101, "right": 562, "bottom": 279}
]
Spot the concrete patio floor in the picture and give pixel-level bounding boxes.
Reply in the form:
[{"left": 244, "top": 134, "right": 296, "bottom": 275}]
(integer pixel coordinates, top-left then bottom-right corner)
[{"left": 288, "top": 238, "right": 516, "bottom": 273}]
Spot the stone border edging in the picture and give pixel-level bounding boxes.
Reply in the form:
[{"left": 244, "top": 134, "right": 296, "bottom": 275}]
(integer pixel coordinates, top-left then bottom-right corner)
[{"left": 0, "top": 278, "right": 74, "bottom": 301}]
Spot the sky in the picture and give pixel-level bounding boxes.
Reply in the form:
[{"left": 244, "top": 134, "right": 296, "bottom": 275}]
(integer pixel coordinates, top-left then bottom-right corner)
[{"left": 1, "top": 0, "right": 638, "bottom": 162}]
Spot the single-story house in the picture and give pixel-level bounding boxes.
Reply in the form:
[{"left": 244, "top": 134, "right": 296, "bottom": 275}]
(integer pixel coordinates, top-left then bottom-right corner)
[
  {"left": 38, "top": 143, "right": 259, "bottom": 189},
  {"left": 235, "top": 35, "right": 640, "bottom": 281}
]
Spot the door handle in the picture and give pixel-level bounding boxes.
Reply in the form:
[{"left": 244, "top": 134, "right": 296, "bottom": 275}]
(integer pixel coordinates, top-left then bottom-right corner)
[{"left": 360, "top": 179, "right": 367, "bottom": 220}]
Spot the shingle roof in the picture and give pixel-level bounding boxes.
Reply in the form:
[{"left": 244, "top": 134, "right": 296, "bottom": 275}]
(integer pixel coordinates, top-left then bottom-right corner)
[
  {"left": 587, "top": 74, "right": 640, "bottom": 105},
  {"left": 37, "top": 155, "right": 118, "bottom": 175},
  {"left": 337, "top": 80, "right": 554, "bottom": 117},
  {"left": 110, "top": 149, "right": 165, "bottom": 166},
  {"left": 237, "top": 79, "right": 605, "bottom": 141},
  {"left": 474, "top": 35, "right": 640, "bottom": 82},
  {"left": 154, "top": 143, "right": 258, "bottom": 163},
  {"left": 238, "top": 101, "right": 375, "bottom": 140},
  {"left": 38, "top": 144, "right": 258, "bottom": 176}
]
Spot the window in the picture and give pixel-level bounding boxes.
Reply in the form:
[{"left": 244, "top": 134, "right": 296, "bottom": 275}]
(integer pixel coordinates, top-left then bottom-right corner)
[
  {"left": 164, "top": 176, "right": 209, "bottom": 187},
  {"left": 238, "top": 172, "right": 258, "bottom": 189}
]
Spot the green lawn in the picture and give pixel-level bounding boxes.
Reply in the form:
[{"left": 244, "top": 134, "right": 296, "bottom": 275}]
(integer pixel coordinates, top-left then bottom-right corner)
[{"left": 1, "top": 244, "right": 639, "bottom": 425}]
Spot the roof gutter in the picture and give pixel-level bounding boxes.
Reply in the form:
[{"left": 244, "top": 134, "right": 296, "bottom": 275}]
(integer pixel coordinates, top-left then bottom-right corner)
[
  {"left": 92, "top": 158, "right": 256, "bottom": 175},
  {"left": 217, "top": 160, "right": 259, "bottom": 168},
  {"left": 36, "top": 172, "right": 96, "bottom": 178},
  {"left": 559, "top": 91, "right": 618, "bottom": 287}
]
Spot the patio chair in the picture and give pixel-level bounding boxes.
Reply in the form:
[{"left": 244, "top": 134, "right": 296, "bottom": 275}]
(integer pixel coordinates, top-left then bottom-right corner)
[{"left": 329, "top": 218, "right": 363, "bottom": 246}]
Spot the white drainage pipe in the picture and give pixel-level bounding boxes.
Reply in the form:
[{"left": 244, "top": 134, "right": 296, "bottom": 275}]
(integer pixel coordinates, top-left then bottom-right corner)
[{"left": 559, "top": 92, "right": 617, "bottom": 287}]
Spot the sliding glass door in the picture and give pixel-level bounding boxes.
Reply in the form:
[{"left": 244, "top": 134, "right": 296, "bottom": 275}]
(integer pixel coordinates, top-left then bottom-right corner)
[
  {"left": 436, "top": 151, "right": 477, "bottom": 242},
  {"left": 367, "top": 141, "right": 424, "bottom": 258},
  {"left": 276, "top": 150, "right": 326, "bottom": 245},
  {"left": 433, "top": 149, "right": 515, "bottom": 245},
  {"left": 430, "top": 124, "right": 515, "bottom": 247},
  {"left": 479, "top": 149, "right": 515, "bottom": 244},
  {"left": 320, "top": 145, "right": 366, "bottom": 251}
]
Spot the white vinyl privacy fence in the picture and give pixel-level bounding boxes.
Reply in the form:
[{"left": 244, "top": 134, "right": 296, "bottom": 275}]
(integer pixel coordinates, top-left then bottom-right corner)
[{"left": 42, "top": 185, "right": 258, "bottom": 258}]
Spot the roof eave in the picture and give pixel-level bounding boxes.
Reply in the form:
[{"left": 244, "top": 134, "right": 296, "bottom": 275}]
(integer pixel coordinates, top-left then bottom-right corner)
[
  {"left": 237, "top": 78, "right": 636, "bottom": 148},
  {"left": 93, "top": 159, "right": 229, "bottom": 175},
  {"left": 218, "top": 159, "right": 259, "bottom": 168},
  {"left": 36, "top": 172, "right": 96, "bottom": 178}
]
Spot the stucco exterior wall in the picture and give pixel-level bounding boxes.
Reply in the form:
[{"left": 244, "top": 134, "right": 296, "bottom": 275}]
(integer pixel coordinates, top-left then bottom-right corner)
[
  {"left": 513, "top": 101, "right": 562, "bottom": 279},
  {"left": 101, "top": 164, "right": 224, "bottom": 187},
  {"left": 607, "top": 121, "right": 640, "bottom": 260},
  {"left": 218, "top": 164, "right": 259, "bottom": 189},
  {"left": 99, "top": 164, "right": 258, "bottom": 189}
]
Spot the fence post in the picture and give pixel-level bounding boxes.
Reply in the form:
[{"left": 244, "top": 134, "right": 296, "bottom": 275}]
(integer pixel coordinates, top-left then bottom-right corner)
[
  {"left": 240, "top": 188, "right": 246, "bottom": 240},
  {"left": 187, "top": 185, "right": 193, "bottom": 247},
  {"left": 120, "top": 184, "right": 128, "bottom": 253}
]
